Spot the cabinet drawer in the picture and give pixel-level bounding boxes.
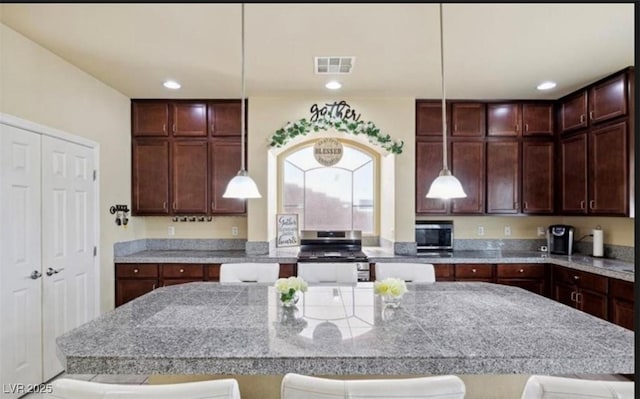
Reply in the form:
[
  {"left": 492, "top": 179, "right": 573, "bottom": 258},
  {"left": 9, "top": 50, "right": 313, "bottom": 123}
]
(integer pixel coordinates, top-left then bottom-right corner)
[
  {"left": 435, "top": 264, "right": 454, "bottom": 280},
  {"left": 116, "top": 264, "right": 158, "bottom": 278},
  {"left": 206, "top": 264, "right": 221, "bottom": 281},
  {"left": 610, "top": 278, "right": 634, "bottom": 302},
  {"left": 161, "top": 264, "right": 204, "bottom": 278},
  {"left": 553, "top": 267, "right": 607, "bottom": 294},
  {"left": 455, "top": 264, "right": 493, "bottom": 279},
  {"left": 496, "top": 264, "right": 545, "bottom": 278}
]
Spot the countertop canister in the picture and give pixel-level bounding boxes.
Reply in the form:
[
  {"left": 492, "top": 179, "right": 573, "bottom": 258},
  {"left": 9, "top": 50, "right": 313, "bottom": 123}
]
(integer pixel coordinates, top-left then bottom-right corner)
[{"left": 593, "top": 226, "right": 604, "bottom": 258}]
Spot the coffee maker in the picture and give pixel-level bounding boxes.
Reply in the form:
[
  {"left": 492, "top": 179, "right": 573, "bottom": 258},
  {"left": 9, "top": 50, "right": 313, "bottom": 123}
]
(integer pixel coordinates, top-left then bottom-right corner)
[{"left": 547, "top": 225, "right": 574, "bottom": 255}]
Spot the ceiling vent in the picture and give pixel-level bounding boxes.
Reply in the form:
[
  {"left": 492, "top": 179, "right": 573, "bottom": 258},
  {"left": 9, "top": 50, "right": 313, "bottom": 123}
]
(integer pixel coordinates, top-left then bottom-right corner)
[{"left": 314, "top": 57, "right": 355, "bottom": 74}]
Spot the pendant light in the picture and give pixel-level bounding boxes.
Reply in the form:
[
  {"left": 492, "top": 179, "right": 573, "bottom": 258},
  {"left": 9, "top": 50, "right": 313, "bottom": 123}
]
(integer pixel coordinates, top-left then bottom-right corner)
[
  {"left": 223, "top": 3, "right": 262, "bottom": 199},
  {"left": 426, "top": 4, "right": 466, "bottom": 199}
]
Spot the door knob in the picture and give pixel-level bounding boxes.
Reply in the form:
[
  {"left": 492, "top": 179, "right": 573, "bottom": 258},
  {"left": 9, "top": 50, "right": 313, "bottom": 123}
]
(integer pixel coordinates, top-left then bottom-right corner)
[
  {"left": 46, "top": 267, "right": 64, "bottom": 276},
  {"left": 30, "top": 270, "right": 42, "bottom": 280}
]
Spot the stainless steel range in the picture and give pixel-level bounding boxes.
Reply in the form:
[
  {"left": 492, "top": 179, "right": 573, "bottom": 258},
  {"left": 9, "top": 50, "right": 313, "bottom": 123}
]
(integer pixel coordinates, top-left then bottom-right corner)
[{"left": 297, "top": 230, "right": 370, "bottom": 282}]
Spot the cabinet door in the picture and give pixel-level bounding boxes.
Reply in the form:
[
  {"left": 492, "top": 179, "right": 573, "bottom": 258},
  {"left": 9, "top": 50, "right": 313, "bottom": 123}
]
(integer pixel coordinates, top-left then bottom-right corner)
[
  {"left": 416, "top": 141, "right": 448, "bottom": 214},
  {"left": 577, "top": 288, "right": 608, "bottom": 320},
  {"left": 279, "top": 264, "right": 297, "bottom": 278},
  {"left": 451, "top": 141, "right": 485, "bottom": 214},
  {"left": 132, "top": 101, "right": 169, "bottom": 137},
  {"left": 205, "top": 264, "right": 221, "bottom": 281},
  {"left": 487, "top": 103, "right": 520, "bottom": 136},
  {"left": 553, "top": 282, "right": 576, "bottom": 309},
  {"left": 522, "top": 103, "right": 554, "bottom": 136},
  {"left": 451, "top": 103, "right": 485, "bottom": 137},
  {"left": 162, "top": 279, "right": 202, "bottom": 287},
  {"left": 560, "top": 91, "right": 588, "bottom": 133},
  {"left": 559, "top": 133, "right": 588, "bottom": 214},
  {"left": 115, "top": 279, "right": 157, "bottom": 307},
  {"left": 522, "top": 141, "right": 553, "bottom": 213},
  {"left": 454, "top": 264, "right": 493, "bottom": 280},
  {"left": 172, "top": 141, "right": 209, "bottom": 214},
  {"left": 610, "top": 298, "right": 634, "bottom": 330},
  {"left": 589, "top": 121, "right": 628, "bottom": 215},
  {"left": 486, "top": 141, "right": 519, "bottom": 213},
  {"left": 210, "top": 139, "right": 246, "bottom": 214},
  {"left": 416, "top": 101, "right": 444, "bottom": 137},
  {"left": 209, "top": 102, "right": 242, "bottom": 136},
  {"left": 132, "top": 140, "right": 170, "bottom": 214},
  {"left": 434, "top": 264, "right": 454, "bottom": 281},
  {"left": 497, "top": 279, "right": 545, "bottom": 296},
  {"left": 161, "top": 264, "right": 204, "bottom": 279},
  {"left": 171, "top": 102, "right": 207, "bottom": 137},
  {"left": 589, "top": 74, "right": 627, "bottom": 124}
]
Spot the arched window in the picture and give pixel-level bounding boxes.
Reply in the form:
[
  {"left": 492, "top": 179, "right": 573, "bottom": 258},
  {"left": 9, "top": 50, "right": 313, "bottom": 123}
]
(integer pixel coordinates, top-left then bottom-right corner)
[{"left": 281, "top": 140, "right": 377, "bottom": 234}]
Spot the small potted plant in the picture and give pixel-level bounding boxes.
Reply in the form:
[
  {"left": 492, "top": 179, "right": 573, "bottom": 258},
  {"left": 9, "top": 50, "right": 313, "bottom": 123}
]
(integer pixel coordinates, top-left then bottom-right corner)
[
  {"left": 374, "top": 277, "right": 407, "bottom": 308},
  {"left": 274, "top": 276, "right": 308, "bottom": 307}
]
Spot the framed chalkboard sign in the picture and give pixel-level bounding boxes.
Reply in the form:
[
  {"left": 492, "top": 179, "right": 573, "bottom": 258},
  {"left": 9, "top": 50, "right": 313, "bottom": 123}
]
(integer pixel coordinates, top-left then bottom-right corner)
[{"left": 276, "top": 214, "right": 299, "bottom": 247}]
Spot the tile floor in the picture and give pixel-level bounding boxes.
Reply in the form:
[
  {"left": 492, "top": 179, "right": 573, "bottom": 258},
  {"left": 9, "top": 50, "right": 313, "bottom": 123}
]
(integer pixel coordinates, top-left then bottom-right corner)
[{"left": 22, "top": 372, "right": 631, "bottom": 399}]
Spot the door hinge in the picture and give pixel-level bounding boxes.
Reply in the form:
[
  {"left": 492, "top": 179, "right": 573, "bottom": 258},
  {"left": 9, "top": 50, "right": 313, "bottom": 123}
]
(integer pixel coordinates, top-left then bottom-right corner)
[
  {"left": 93, "top": 170, "right": 97, "bottom": 181},
  {"left": 93, "top": 246, "right": 97, "bottom": 256}
]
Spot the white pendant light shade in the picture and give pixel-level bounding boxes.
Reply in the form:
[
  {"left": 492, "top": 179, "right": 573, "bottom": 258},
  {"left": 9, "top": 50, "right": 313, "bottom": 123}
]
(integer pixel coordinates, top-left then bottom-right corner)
[
  {"left": 426, "top": 169, "right": 466, "bottom": 199},
  {"left": 426, "top": 3, "right": 467, "bottom": 200},
  {"left": 223, "top": 3, "right": 261, "bottom": 199},
  {"left": 223, "top": 170, "right": 261, "bottom": 199}
]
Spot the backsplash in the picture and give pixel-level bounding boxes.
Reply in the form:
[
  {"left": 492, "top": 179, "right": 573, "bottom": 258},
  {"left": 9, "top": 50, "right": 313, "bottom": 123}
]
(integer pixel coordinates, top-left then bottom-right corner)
[{"left": 114, "top": 239, "right": 246, "bottom": 256}]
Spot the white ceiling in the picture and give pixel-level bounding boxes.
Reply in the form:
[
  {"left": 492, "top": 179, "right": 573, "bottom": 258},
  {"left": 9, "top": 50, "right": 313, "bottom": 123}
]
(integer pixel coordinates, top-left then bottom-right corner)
[{"left": 0, "top": 3, "right": 634, "bottom": 100}]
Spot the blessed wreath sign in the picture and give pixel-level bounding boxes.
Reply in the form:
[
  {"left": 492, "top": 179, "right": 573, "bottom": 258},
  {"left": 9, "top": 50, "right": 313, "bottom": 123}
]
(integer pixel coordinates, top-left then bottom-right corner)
[{"left": 269, "top": 101, "right": 404, "bottom": 154}]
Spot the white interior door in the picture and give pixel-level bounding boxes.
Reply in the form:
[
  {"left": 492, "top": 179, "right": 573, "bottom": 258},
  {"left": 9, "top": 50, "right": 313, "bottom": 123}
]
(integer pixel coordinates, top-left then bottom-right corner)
[
  {"left": 41, "top": 136, "right": 96, "bottom": 380},
  {"left": 0, "top": 125, "right": 43, "bottom": 399}
]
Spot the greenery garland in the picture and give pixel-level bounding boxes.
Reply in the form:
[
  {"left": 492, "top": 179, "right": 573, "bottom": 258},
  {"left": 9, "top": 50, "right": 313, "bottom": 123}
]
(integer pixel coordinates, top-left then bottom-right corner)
[{"left": 269, "top": 115, "right": 404, "bottom": 154}]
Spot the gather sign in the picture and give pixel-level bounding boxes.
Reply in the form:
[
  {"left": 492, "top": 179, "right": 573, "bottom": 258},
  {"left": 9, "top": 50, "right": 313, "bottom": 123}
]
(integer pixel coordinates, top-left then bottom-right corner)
[{"left": 313, "top": 138, "right": 343, "bottom": 167}]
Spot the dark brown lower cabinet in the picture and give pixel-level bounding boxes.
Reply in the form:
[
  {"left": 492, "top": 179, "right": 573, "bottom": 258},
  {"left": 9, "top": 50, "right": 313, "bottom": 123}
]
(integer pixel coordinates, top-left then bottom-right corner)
[
  {"left": 609, "top": 278, "right": 634, "bottom": 330},
  {"left": 115, "top": 263, "right": 159, "bottom": 307},
  {"left": 496, "top": 263, "right": 547, "bottom": 296},
  {"left": 434, "top": 264, "right": 454, "bottom": 281},
  {"left": 454, "top": 264, "right": 494, "bottom": 282},
  {"left": 552, "top": 266, "right": 608, "bottom": 320}
]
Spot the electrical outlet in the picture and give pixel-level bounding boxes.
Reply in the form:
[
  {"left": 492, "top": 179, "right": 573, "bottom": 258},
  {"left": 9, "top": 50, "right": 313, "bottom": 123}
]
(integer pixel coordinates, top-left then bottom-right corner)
[
  {"left": 168, "top": 226, "right": 175, "bottom": 236},
  {"left": 477, "top": 226, "right": 485, "bottom": 236},
  {"left": 537, "top": 226, "right": 546, "bottom": 237},
  {"left": 231, "top": 226, "right": 239, "bottom": 236},
  {"left": 504, "top": 225, "right": 512, "bottom": 236}
]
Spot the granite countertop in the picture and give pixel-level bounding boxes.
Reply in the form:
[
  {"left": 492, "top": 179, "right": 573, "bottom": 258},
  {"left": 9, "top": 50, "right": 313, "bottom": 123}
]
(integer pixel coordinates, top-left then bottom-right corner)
[
  {"left": 115, "top": 247, "right": 634, "bottom": 282},
  {"left": 57, "top": 282, "right": 634, "bottom": 375}
]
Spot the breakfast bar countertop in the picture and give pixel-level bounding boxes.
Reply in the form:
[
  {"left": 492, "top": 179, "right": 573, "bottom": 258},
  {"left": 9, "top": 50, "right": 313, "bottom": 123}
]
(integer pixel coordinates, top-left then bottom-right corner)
[{"left": 57, "top": 282, "right": 634, "bottom": 376}]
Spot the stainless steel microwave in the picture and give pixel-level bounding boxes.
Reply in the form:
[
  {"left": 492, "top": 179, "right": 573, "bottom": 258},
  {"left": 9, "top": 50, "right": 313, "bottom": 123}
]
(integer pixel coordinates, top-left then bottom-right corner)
[{"left": 415, "top": 221, "right": 453, "bottom": 251}]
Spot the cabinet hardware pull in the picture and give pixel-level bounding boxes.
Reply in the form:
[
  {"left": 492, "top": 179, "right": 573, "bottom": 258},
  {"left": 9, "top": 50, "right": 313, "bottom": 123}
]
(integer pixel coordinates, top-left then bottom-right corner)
[
  {"left": 515, "top": 123, "right": 519, "bottom": 132},
  {"left": 573, "top": 275, "right": 580, "bottom": 280},
  {"left": 525, "top": 123, "right": 529, "bottom": 132},
  {"left": 152, "top": 284, "right": 156, "bottom": 290},
  {"left": 570, "top": 291, "right": 576, "bottom": 302},
  {"left": 162, "top": 123, "right": 167, "bottom": 133},
  {"left": 580, "top": 200, "right": 585, "bottom": 209},
  {"left": 454, "top": 123, "right": 457, "bottom": 132},
  {"left": 589, "top": 200, "right": 595, "bottom": 209},
  {"left": 173, "top": 201, "right": 177, "bottom": 210},
  {"left": 211, "top": 201, "right": 215, "bottom": 210},
  {"left": 471, "top": 269, "right": 477, "bottom": 273},
  {"left": 580, "top": 114, "right": 586, "bottom": 123},
  {"left": 30, "top": 270, "right": 42, "bottom": 280},
  {"left": 172, "top": 124, "right": 176, "bottom": 132},
  {"left": 180, "top": 269, "right": 185, "bottom": 273},
  {"left": 589, "top": 111, "right": 594, "bottom": 120},
  {"left": 575, "top": 292, "right": 582, "bottom": 304},
  {"left": 163, "top": 201, "right": 167, "bottom": 210},
  {"left": 519, "top": 269, "right": 524, "bottom": 273},
  {"left": 133, "top": 269, "right": 139, "bottom": 273},
  {"left": 523, "top": 201, "right": 528, "bottom": 210}
]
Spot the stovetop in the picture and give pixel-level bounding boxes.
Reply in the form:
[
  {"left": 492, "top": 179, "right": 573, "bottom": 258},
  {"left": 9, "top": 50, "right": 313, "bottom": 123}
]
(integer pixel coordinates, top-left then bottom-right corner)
[{"left": 297, "top": 250, "right": 368, "bottom": 262}]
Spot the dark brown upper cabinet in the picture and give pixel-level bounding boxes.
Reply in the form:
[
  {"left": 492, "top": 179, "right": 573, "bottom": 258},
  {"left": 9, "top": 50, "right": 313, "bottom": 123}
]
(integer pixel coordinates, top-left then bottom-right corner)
[
  {"left": 589, "top": 121, "right": 628, "bottom": 215},
  {"left": 132, "top": 140, "right": 170, "bottom": 214},
  {"left": 559, "top": 91, "right": 588, "bottom": 133},
  {"left": 487, "top": 102, "right": 554, "bottom": 137},
  {"left": 172, "top": 102, "right": 207, "bottom": 137},
  {"left": 210, "top": 139, "right": 246, "bottom": 214},
  {"left": 589, "top": 73, "right": 627, "bottom": 124},
  {"left": 450, "top": 103, "right": 485, "bottom": 137},
  {"left": 522, "top": 141, "right": 554, "bottom": 214},
  {"left": 451, "top": 141, "right": 485, "bottom": 214},
  {"left": 416, "top": 140, "right": 448, "bottom": 214},
  {"left": 559, "top": 132, "right": 588, "bottom": 214},
  {"left": 172, "top": 141, "right": 209, "bottom": 214},
  {"left": 209, "top": 101, "right": 242, "bottom": 137},
  {"left": 486, "top": 141, "right": 520, "bottom": 213},
  {"left": 132, "top": 101, "right": 170, "bottom": 137},
  {"left": 416, "top": 101, "right": 444, "bottom": 137}
]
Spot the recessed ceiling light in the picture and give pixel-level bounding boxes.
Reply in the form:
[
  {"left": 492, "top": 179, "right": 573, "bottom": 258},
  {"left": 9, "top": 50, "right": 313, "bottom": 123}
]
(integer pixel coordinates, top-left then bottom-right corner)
[
  {"left": 536, "top": 81, "right": 557, "bottom": 90},
  {"left": 325, "top": 81, "right": 342, "bottom": 90},
  {"left": 163, "top": 80, "right": 181, "bottom": 90}
]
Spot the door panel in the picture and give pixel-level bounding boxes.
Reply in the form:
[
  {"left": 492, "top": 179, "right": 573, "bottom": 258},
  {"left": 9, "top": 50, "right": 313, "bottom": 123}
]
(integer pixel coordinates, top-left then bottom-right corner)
[
  {"left": 486, "top": 141, "right": 519, "bottom": 213},
  {"left": 41, "top": 136, "right": 97, "bottom": 380},
  {"left": 488, "top": 103, "right": 520, "bottom": 136},
  {"left": 560, "top": 133, "right": 588, "bottom": 213},
  {"left": 172, "top": 141, "right": 208, "bottom": 214},
  {"left": 0, "top": 125, "right": 43, "bottom": 399},
  {"left": 132, "top": 140, "right": 170, "bottom": 214},
  {"left": 522, "top": 141, "right": 553, "bottom": 213},
  {"left": 589, "top": 121, "right": 627, "bottom": 214},
  {"left": 450, "top": 141, "right": 485, "bottom": 214},
  {"left": 210, "top": 140, "right": 246, "bottom": 214},
  {"left": 416, "top": 141, "right": 448, "bottom": 213}
]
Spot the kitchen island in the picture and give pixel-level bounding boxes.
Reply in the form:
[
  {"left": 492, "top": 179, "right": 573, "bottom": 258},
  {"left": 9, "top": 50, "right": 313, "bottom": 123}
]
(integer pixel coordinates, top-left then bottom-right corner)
[{"left": 57, "top": 282, "right": 633, "bottom": 376}]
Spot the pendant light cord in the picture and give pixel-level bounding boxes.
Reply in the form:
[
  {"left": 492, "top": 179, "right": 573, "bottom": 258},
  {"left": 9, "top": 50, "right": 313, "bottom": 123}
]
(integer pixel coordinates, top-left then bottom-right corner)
[
  {"left": 439, "top": 3, "right": 448, "bottom": 172},
  {"left": 240, "top": 3, "right": 246, "bottom": 172}
]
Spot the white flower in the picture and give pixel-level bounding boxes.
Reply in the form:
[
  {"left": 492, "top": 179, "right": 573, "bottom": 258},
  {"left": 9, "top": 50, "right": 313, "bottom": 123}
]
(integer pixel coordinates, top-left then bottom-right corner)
[
  {"left": 374, "top": 278, "right": 407, "bottom": 298},
  {"left": 274, "top": 276, "right": 308, "bottom": 294}
]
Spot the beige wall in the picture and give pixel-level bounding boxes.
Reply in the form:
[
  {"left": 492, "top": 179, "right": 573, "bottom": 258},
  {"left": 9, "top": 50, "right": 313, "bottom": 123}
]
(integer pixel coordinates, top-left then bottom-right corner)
[{"left": 0, "top": 23, "right": 135, "bottom": 312}]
